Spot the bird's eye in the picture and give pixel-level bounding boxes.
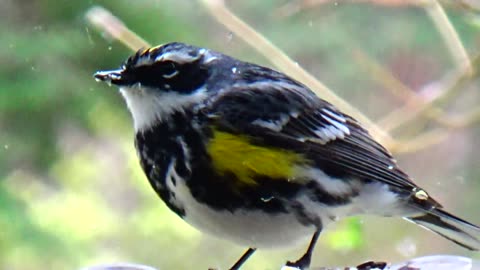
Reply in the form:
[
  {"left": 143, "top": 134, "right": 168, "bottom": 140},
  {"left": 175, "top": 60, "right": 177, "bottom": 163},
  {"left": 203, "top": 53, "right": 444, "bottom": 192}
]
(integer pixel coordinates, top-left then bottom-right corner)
[{"left": 161, "top": 61, "right": 179, "bottom": 78}]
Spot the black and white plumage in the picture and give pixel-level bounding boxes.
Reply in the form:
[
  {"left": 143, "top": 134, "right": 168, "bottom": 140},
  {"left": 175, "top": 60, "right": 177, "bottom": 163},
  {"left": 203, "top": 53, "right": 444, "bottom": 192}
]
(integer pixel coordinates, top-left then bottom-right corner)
[{"left": 94, "top": 42, "right": 480, "bottom": 270}]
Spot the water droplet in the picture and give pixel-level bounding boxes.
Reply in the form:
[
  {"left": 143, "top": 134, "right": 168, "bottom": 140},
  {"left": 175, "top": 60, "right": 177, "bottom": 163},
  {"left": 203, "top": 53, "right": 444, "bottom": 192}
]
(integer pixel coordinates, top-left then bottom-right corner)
[
  {"left": 4, "top": 145, "right": 9, "bottom": 150},
  {"left": 388, "top": 165, "right": 394, "bottom": 170},
  {"left": 455, "top": 175, "right": 465, "bottom": 184},
  {"left": 396, "top": 237, "right": 417, "bottom": 257},
  {"left": 231, "top": 67, "right": 237, "bottom": 74},
  {"left": 85, "top": 27, "right": 94, "bottom": 45},
  {"left": 227, "top": 32, "right": 234, "bottom": 42},
  {"left": 108, "top": 46, "right": 112, "bottom": 51}
]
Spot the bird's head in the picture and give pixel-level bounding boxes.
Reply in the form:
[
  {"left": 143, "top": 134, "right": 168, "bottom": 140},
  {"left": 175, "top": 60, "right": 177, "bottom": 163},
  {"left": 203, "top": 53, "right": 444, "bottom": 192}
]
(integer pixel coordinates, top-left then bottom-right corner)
[{"left": 94, "top": 42, "right": 222, "bottom": 131}]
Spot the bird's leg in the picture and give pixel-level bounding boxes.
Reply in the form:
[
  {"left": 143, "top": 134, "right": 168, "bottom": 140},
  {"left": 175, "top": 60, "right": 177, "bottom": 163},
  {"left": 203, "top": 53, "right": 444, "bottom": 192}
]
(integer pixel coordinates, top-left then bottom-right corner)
[
  {"left": 285, "top": 230, "right": 320, "bottom": 269},
  {"left": 228, "top": 247, "right": 256, "bottom": 270}
]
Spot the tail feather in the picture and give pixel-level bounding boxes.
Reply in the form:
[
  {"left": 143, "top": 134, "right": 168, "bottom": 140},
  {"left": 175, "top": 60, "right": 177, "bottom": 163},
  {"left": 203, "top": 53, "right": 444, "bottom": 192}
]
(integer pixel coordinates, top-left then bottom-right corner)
[{"left": 405, "top": 208, "right": 480, "bottom": 251}]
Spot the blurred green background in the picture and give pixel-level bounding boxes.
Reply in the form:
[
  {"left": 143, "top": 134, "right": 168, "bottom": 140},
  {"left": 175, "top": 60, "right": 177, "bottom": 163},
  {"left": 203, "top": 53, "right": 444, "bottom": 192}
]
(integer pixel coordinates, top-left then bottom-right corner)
[{"left": 1, "top": 0, "right": 479, "bottom": 269}]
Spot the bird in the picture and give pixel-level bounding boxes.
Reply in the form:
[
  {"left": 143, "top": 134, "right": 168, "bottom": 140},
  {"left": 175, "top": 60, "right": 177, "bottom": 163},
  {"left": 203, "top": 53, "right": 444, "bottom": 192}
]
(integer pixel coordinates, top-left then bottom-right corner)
[{"left": 94, "top": 42, "right": 480, "bottom": 270}]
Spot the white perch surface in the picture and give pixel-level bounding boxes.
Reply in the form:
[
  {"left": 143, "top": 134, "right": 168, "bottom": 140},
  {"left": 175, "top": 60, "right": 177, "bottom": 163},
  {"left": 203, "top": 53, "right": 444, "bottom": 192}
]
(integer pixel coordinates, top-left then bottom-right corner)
[{"left": 82, "top": 255, "right": 480, "bottom": 270}]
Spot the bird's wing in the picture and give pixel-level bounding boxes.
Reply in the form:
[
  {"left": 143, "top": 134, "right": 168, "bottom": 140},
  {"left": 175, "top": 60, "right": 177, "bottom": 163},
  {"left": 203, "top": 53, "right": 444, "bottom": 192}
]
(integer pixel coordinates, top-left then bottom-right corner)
[{"left": 206, "top": 82, "right": 419, "bottom": 192}]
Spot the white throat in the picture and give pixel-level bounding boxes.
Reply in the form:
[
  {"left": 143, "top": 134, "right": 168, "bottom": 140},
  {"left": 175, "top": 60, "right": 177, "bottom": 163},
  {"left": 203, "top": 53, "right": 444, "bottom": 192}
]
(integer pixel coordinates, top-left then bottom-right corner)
[{"left": 119, "top": 86, "right": 207, "bottom": 132}]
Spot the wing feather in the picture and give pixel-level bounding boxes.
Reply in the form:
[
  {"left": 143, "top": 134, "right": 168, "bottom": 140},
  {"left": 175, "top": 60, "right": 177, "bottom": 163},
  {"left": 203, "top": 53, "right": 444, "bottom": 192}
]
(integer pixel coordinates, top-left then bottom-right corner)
[{"left": 206, "top": 82, "right": 417, "bottom": 191}]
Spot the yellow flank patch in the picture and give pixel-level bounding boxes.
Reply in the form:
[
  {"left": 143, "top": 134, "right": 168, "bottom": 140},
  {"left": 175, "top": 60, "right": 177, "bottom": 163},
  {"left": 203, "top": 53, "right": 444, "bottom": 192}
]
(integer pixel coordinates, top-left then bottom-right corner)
[{"left": 207, "top": 130, "right": 307, "bottom": 185}]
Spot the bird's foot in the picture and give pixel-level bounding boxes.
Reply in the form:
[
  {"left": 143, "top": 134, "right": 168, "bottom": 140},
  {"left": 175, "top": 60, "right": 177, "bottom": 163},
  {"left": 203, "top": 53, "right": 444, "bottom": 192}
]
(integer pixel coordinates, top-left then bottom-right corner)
[
  {"left": 356, "top": 261, "right": 388, "bottom": 270},
  {"left": 285, "top": 255, "right": 311, "bottom": 270}
]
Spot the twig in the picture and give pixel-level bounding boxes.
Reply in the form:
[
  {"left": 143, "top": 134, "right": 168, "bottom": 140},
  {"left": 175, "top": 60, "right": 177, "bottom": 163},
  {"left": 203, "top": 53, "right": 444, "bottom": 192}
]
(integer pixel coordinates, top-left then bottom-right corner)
[
  {"left": 378, "top": 53, "right": 480, "bottom": 130},
  {"left": 352, "top": 49, "right": 480, "bottom": 132},
  {"left": 365, "top": 0, "right": 475, "bottom": 132},
  {"left": 275, "top": 0, "right": 430, "bottom": 17},
  {"left": 435, "top": 108, "right": 480, "bottom": 128},
  {"left": 85, "top": 6, "right": 150, "bottom": 51},
  {"left": 352, "top": 49, "right": 420, "bottom": 103},
  {"left": 275, "top": 0, "right": 480, "bottom": 18},
  {"left": 391, "top": 128, "right": 450, "bottom": 154},
  {"left": 352, "top": 49, "right": 448, "bottom": 131},
  {"left": 424, "top": 0, "right": 472, "bottom": 74},
  {"left": 275, "top": 0, "right": 476, "bottom": 134},
  {"left": 445, "top": 0, "right": 480, "bottom": 12}
]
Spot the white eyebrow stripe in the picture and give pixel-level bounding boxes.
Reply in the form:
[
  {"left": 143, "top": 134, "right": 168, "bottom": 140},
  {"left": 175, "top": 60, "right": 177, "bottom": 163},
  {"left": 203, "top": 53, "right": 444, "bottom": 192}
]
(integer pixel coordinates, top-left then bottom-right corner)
[{"left": 155, "top": 52, "right": 199, "bottom": 64}]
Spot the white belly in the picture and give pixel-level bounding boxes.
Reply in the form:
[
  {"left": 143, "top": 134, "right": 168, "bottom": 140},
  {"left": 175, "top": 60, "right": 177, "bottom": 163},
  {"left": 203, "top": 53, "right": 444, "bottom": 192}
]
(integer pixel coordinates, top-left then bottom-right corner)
[
  {"left": 163, "top": 159, "right": 408, "bottom": 249},
  {"left": 185, "top": 205, "right": 315, "bottom": 248},
  {"left": 165, "top": 164, "right": 315, "bottom": 248}
]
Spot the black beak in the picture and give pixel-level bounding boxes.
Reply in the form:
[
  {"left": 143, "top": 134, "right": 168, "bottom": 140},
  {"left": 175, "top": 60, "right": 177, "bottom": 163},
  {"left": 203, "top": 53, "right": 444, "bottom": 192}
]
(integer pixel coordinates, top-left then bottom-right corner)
[{"left": 94, "top": 69, "right": 129, "bottom": 86}]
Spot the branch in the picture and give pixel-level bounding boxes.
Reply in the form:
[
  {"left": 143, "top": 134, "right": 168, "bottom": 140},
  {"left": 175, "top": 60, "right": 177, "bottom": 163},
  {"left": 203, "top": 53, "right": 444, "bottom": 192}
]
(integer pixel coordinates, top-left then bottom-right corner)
[
  {"left": 377, "top": 52, "right": 480, "bottom": 131},
  {"left": 425, "top": 0, "right": 472, "bottom": 74},
  {"left": 85, "top": 6, "right": 150, "bottom": 50}
]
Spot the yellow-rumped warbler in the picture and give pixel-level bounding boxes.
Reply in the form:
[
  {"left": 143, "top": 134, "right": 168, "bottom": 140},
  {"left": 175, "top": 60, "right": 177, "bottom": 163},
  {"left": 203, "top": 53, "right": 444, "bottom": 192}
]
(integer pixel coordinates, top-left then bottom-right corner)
[{"left": 94, "top": 42, "right": 480, "bottom": 270}]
